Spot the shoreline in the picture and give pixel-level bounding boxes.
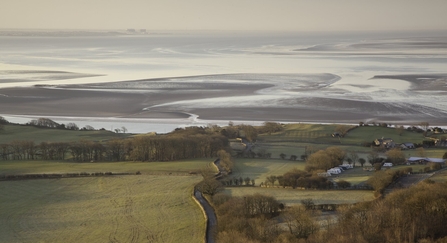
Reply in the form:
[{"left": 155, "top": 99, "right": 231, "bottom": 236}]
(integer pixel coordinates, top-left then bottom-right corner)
[
  {"left": 3, "top": 112, "right": 446, "bottom": 134},
  {"left": 1, "top": 72, "right": 447, "bottom": 133}
]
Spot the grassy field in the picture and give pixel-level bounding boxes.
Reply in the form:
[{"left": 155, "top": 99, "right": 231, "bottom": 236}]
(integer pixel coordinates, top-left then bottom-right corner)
[
  {"left": 230, "top": 158, "right": 306, "bottom": 185},
  {"left": 0, "top": 175, "right": 204, "bottom": 243},
  {"left": 0, "top": 124, "right": 131, "bottom": 143},
  {"left": 0, "top": 159, "right": 215, "bottom": 175},
  {"left": 223, "top": 187, "right": 375, "bottom": 205},
  {"left": 341, "top": 126, "right": 426, "bottom": 145},
  {"left": 258, "top": 123, "right": 342, "bottom": 143},
  {"left": 254, "top": 124, "right": 436, "bottom": 159},
  {"left": 333, "top": 167, "right": 372, "bottom": 185},
  {"left": 429, "top": 168, "right": 447, "bottom": 182}
]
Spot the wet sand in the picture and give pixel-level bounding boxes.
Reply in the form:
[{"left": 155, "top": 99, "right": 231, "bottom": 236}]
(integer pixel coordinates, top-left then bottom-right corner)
[{"left": 1, "top": 73, "right": 447, "bottom": 126}]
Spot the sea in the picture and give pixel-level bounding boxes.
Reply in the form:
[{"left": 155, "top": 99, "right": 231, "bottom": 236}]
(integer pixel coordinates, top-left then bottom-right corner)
[{"left": 1, "top": 30, "right": 447, "bottom": 133}]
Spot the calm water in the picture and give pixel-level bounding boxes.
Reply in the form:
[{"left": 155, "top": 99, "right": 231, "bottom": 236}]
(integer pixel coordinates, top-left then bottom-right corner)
[{"left": 1, "top": 30, "right": 447, "bottom": 132}]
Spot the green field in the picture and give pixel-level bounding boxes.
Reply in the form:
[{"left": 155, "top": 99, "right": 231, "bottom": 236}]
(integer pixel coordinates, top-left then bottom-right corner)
[
  {"left": 341, "top": 126, "right": 426, "bottom": 145},
  {"left": 0, "top": 175, "right": 204, "bottom": 243},
  {"left": 0, "top": 159, "right": 214, "bottom": 243},
  {"left": 254, "top": 124, "right": 437, "bottom": 159},
  {"left": 258, "top": 123, "right": 342, "bottom": 143},
  {"left": 231, "top": 159, "right": 375, "bottom": 186},
  {"left": 0, "top": 124, "right": 131, "bottom": 143},
  {"left": 223, "top": 187, "right": 375, "bottom": 205},
  {"left": 333, "top": 167, "right": 373, "bottom": 185},
  {"left": 230, "top": 158, "right": 306, "bottom": 185}
]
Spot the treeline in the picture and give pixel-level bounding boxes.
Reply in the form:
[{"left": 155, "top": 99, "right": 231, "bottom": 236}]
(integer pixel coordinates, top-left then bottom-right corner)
[
  {"left": 218, "top": 121, "right": 283, "bottom": 142},
  {"left": 260, "top": 168, "right": 354, "bottom": 190},
  {"left": 0, "top": 171, "right": 136, "bottom": 181},
  {"left": 0, "top": 127, "right": 230, "bottom": 162},
  {"left": 367, "top": 167, "right": 413, "bottom": 196},
  {"left": 220, "top": 176, "right": 256, "bottom": 186},
  {"left": 212, "top": 181, "right": 447, "bottom": 243}
]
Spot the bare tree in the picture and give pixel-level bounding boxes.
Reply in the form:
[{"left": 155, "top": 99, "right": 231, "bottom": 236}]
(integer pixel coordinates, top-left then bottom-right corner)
[
  {"left": 416, "top": 147, "right": 426, "bottom": 157},
  {"left": 266, "top": 175, "right": 277, "bottom": 187},
  {"left": 305, "top": 145, "right": 318, "bottom": 156},
  {"left": 199, "top": 177, "right": 223, "bottom": 196},
  {"left": 279, "top": 153, "right": 287, "bottom": 160},
  {"left": 0, "top": 116, "right": 8, "bottom": 124},
  {"left": 83, "top": 125, "right": 95, "bottom": 130},
  {"left": 66, "top": 122, "right": 79, "bottom": 130},
  {"left": 241, "top": 125, "right": 258, "bottom": 142},
  {"left": 359, "top": 158, "right": 366, "bottom": 167},
  {"left": 283, "top": 205, "right": 319, "bottom": 239},
  {"left": 419, "top": 122, "right": 430, "bottom": 132},
  {"left": 347, "top": 151, "right": 359, "bottom": 167}
]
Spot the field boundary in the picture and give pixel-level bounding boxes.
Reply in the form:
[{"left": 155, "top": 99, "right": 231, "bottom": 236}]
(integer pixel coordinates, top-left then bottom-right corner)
[{"left": 0, "top": 172, "right": 138, "bottom": 181}]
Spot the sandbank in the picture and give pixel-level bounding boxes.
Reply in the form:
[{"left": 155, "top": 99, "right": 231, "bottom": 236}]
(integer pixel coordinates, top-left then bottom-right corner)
[{"left": 1, "top": 73, "right": 447, "bottom": 130}]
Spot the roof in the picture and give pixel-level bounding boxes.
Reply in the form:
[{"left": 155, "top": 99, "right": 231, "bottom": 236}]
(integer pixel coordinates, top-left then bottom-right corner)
[{"left": 407, "top": 157, "right": 446, "bottom": 163}]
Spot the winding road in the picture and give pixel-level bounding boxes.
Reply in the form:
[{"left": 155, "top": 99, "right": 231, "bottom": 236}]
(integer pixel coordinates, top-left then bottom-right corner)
[{"left": 194, "top": 190, "right": 217, "bottom": 243}]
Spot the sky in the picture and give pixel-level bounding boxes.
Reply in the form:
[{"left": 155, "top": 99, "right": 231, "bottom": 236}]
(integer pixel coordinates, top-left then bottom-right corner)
[{"left": 1, "top": 0, "right": 447, "bottom": 32}]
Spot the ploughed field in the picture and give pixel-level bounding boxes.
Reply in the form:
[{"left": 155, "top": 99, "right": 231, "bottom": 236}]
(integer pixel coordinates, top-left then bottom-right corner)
[{"left": 0, "top": 175, "right": 204, "bottom": 243}]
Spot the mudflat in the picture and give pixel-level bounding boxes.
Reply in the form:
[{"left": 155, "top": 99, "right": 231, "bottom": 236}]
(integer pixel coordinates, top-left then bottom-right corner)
[{"left": 1, "top": 73, "right": 447, "bottom": 125}]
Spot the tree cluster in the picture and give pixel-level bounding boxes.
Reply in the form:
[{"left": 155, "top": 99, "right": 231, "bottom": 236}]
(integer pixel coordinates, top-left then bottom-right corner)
[
  {"left": 305, "top": 147, "right": 346, "bottom": 171},
  {"left": 0, "top": 116, "right": 8, "bottom": 132},
  {"left": 212, "top": 181, "right": 447, "bottom": 243},
  {"left": 220, "top": 176, "right": 255, "bottom": 186},
  {"left": 263, "top": 169, "right": 334, "bottom": 189},
  {"left": 212, "top": 193, "right": 285, "bottom": 243},
  {"left": 217, "top": 150, "right": 233, "bottom": 172},
  {"left": 0, "top": 131, "right": 230, "bottom": 162},
  {"left": 219, "top": 122, "right": 282, "bottom": 142},
  {"left": 366, "top": 168, "right": 411, "bottom": 195},
  {"left": 332, "top": 181, "right": 447, "bottom": 243},
  {"left": 385, "top": 148, "right": 406, "bottom": 164}
]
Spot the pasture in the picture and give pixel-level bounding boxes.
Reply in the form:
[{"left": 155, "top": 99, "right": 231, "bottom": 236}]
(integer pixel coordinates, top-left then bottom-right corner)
[
  {"left": 341, "top": 125, "right": 425, "bottom": 145},
  {"left": 258, "top": 123, "right": 342, "bottom": 143},
  {"left": 0, "top": 159, "right": 215, "bottom": 176},
  {"left": 0, "top": 175, "right": 204, "bottom": 243},
  {"left": 429, "top": 168, "right": 447, "bottom": 182},
  {"left": 255, "top": 124, "right": 432, "bottom": 160},
  {"left": 230, "top": 158, "right": 306, "bottom": 185},
  {"left": 223, "top": 187, "right": 375, "bottom": 205},
  {"left": 333, "top": 167, "right": 372, "bottom": 185}
]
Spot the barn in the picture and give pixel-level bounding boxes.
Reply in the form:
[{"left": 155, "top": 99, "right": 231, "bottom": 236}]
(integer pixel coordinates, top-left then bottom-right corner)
[{"left": 407, "top": 157, "right": 446, "bottom": 164}]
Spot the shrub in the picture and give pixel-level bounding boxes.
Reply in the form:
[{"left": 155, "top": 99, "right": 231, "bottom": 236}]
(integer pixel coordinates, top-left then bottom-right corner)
[
  {"left": 337, "top": 180, "right": 351, "bottom": 189},
  {"left": 429, "top": 162, "right": 442, "bottom": 171}
]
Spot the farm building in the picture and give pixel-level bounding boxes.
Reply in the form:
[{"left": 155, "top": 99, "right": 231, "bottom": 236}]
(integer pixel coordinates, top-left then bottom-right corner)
[
  {"left": 407, "top": 157, "right": 446, "bottom": 164},
  {"left": 374, "top": 137, "right": 395, "bottom": 148},
  {"left": 400, "top": 142, "right": 415, "bottom": 149}
]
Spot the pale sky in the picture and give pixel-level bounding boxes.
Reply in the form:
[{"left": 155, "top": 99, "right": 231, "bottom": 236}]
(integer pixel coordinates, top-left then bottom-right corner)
[{"left": 1, "top": 0, "right": 447, "bottom": 32}]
